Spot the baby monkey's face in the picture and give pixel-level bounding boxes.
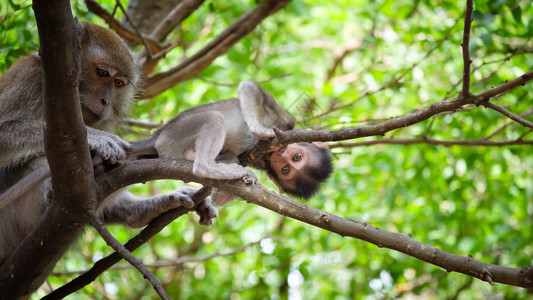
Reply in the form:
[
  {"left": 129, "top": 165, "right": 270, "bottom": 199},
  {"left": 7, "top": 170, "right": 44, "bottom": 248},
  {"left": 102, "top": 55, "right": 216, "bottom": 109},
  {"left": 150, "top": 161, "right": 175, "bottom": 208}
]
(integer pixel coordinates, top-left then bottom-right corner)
[
  {"left": 268, "top": 142, "right": 328, "bottom": 195},
  {"left": 270, "top": 143, "right": 310, "bottom": 181}
]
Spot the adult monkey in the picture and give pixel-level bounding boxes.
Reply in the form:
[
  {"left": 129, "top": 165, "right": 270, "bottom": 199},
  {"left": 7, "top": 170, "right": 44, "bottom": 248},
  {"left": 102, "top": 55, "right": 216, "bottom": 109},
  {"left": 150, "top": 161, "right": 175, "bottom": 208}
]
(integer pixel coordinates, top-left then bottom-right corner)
[{"left": 0, "top": 22, "right": 215, "bottom": 290}]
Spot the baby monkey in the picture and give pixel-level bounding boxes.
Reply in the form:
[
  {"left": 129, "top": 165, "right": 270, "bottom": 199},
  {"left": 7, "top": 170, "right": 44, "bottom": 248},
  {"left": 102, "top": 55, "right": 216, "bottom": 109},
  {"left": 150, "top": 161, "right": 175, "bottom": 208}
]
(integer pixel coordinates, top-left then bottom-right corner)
[{"left": 133, "top": 81, "right": 333, "bottom": 205}]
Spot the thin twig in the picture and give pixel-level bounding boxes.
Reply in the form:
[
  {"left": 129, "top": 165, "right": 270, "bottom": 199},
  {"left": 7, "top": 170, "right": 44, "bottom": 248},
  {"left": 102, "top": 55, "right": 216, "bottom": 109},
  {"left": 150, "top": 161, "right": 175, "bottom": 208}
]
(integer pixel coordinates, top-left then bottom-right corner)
[
  {"left": 461, "top": 0, "right": 474, "bottom": 96},
  {"left": 44, "top": 187, "right": 212, "bottom": 299},
  {"left": 482, "top": 101, "right": 533, "bottom": 129},
  {"left": 329, "top": 137, "right": 533, "bottom": 148},
  {"left": 87, "top": 210, "right": 170, "bottom": 300},
  {"left": 115, "top": 0, "right": 153, "bottom": 57},
  {"left": 301, "top": 24, "right": 458, "bottom": 124},
  {"left": 518, "top": 129, "right": 533, "bottom": 139},
  {"left": 484, "top": 106, "right": 533, "bottom": 140},
  {"left": 53, "top": 236, "right": 279, "bottom": 275}
]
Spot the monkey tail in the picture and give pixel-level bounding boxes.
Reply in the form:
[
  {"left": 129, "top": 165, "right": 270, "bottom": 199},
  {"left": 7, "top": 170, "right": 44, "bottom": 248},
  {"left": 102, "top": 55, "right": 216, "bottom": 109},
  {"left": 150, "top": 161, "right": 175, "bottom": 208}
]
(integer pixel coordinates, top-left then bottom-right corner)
[{"left": 0, "top": 165, "right": 51, "bottom": 211}]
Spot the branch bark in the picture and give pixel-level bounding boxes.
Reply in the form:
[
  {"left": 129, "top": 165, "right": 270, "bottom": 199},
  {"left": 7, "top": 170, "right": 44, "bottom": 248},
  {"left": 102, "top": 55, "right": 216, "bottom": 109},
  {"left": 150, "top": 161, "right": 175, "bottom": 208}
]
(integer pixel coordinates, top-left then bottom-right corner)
[
  {"left": 482, "top": 101, "right": 533, "bottom": 129},
  {"left": 64, "top": 158, "right": 533, "bottom": 289},
  {"left": 0, "top": 0, "right": 93, "bottom": 298}
]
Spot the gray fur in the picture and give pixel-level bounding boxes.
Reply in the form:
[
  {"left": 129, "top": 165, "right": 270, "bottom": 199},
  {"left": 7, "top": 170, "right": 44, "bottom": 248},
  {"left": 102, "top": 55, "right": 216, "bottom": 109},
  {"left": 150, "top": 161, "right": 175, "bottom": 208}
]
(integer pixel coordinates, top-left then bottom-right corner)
[{"left": 0, "top": 23, "right": 215, "bottom": 295}]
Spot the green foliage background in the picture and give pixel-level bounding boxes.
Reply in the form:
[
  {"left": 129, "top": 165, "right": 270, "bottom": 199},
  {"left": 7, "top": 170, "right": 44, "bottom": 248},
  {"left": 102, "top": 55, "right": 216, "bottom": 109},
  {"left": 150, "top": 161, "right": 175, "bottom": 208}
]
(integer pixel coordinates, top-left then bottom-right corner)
[{"left": 1, "top": 0, "right": 532, "bottom": 299}]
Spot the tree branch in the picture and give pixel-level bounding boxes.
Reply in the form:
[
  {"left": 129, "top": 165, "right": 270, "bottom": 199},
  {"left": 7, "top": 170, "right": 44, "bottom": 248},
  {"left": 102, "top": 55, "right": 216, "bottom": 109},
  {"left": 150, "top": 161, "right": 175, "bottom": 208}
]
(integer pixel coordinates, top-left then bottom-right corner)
[
  {"left": 62, "top": 159, "right": 533, "bottom": 289},
  {"left": 53, "top": 234, "right": 275, "bottom": 274},
  {"left": 84, "top": 0, "right": 161, "bottom": 51},
  {"left": 149, "top": 0, "right": 204, "bottom": 42},
  {"left": 461, "top": 0, "right": 474, "bottom": 96},
  {"left": 43, "top": 187, "right": 212, "bottom": 299},
  {"left": 482, "top": 101, "right": 533, "bottom": 129},
  {"left": 329, "top": 137, "right": 533, "bottom": 148},
  {"left": 0, "top": 1, "right": 91, "bottom": 298},
  {"left": 142, "top": 0, "right": 291, "bottom": 98},
  {"left": 238, "top": 70, "right": 533, "bottom": 161},
  {"left": 87, "top": 210, "right": 170, "bottom": 299},
  {"left": 485, "top": 106, "right": 533, "bottom": 139}
]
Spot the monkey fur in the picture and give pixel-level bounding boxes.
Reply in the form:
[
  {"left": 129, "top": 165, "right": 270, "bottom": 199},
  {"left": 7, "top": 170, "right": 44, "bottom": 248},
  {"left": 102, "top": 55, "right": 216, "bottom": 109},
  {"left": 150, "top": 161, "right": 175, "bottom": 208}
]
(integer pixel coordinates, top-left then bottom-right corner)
[
  {"left": 0, "top": 22, "right": 215, "bottom": 294},
  {"left": 131, "top": 81, "right": 333, "bottom": 205},
  {"left": 0, "top": 81, "right": 333, "bottom": 209}
]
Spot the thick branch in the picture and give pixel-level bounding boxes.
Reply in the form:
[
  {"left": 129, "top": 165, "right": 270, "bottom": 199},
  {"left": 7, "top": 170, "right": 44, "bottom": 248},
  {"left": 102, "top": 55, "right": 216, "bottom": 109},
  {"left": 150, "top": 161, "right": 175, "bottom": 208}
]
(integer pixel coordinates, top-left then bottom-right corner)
[
  {"left": 0, "top": 1, "right": 93, "bottom": 298},
  {"left": 240, "top": 188, "right": 533, "bottom": 289},
  {"left": 37, "top": 2, "right": 93, "bottom": 211},
  {"left": 143, "top": 0, "right": 291, "bottom": 98},
  {"left": 68, "top": 159, "right": 533, "bottom": 289}
]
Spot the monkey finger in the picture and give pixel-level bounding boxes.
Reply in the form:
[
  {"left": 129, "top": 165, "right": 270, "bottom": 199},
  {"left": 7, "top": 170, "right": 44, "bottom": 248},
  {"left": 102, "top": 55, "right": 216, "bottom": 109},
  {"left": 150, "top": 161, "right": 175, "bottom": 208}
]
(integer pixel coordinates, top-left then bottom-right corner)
[
  {"left": 174, "top": 185, "right": 198, "bottom": 196},
  {"left": 197, "top": 197, "right": 217, "bottom": 216},
  {"left": 93, "top": 164, "right": 106, "bottom": 176},
  {"left": 242, "top": 175, "right": 257, "bottom": 185},
  {"left": 91, "top": 153, "right": 104, "bottom": 165},
  {"left": 252, "top": 129, "right": 275, "bottom": 140},
  {"left": 195, "top": 196, "right": 210, "bottom": 211},
  {"left": 199, "top": 216, "right": 212, "bottom": 226},
  {"left": 107, "top": 155, "right": 117, "bottom": 164},
  {"left": 195, "top": 198, "right": 218, "bottom": 226},
  {"left": 167, "top": 192, "right": 195, "bottom": 209}
]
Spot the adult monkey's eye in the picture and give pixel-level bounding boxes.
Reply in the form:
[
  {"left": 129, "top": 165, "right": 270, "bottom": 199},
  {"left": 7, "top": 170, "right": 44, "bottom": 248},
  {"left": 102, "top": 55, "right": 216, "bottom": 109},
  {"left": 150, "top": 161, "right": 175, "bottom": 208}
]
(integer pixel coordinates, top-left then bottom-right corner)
[
  {"left": 114, "top": 79, "right": 125, "bottom": 87},
  {"left": 292, "top": 153, "right": 302, "bottom": 161},
  {"left": 97, "top": 68, "right": 109, "bottom": 77},
  {"left": 281, "top": 165, "right": 290, "bottom": 174}
]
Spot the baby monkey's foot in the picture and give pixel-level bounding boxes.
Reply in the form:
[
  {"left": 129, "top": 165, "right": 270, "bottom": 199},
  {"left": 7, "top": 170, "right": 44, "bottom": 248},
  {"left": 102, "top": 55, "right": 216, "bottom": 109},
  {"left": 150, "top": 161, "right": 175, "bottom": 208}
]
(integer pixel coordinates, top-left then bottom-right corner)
[{"left": 242, "top": 175, "right": 257, "bottom": 184}]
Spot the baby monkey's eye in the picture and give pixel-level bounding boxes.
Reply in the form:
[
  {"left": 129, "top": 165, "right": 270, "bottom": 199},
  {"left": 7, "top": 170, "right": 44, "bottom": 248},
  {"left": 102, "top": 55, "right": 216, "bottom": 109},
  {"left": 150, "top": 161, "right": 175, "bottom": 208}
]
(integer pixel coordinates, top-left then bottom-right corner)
[
  {"left": 292, "top": 153, "right": 302, "bottom": 161},
  {"left": 281, "top": 165, "right": 290, "bottom": 174}
]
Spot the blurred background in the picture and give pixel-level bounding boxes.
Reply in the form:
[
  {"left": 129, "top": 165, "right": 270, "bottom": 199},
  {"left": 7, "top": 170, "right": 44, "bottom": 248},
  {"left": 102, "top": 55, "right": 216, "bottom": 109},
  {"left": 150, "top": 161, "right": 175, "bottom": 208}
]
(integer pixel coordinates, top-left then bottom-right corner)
[{"left": 1, "top": 0, "right": 532, "bottom": 298}]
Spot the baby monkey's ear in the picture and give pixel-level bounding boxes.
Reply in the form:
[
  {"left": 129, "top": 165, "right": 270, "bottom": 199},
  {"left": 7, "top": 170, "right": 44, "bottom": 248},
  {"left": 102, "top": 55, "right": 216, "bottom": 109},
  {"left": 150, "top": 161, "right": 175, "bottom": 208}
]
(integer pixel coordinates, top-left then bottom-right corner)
[
  {"left": 268, "top": 173, "right": 286, "bottom": 194},
  {"left": 311, "top": 141, "right": 328, "bottom": 149}
]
